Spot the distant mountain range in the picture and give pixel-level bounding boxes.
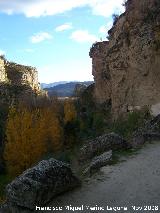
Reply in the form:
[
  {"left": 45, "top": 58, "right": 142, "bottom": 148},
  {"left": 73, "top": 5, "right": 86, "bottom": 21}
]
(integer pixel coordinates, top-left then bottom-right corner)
[
  {"left": 41, "top": 81, "right": 69, "bottom": 89},
  {"left": 41, "top": 81, "right": 93, "bottom": 97}
]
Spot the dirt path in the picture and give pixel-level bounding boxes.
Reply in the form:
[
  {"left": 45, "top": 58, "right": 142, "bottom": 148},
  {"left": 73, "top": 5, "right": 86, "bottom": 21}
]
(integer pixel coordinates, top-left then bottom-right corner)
[{"left": 47, "top": 142, "right": 160, "bottom": 213}]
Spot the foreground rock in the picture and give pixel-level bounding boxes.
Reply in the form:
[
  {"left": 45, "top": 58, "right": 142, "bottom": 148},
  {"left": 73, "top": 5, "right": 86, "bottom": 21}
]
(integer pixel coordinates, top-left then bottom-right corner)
[
  {"left": 3, "top": 158, "right": 80, "bottom": 212},
  {"left": 79, "top": 133, "right": 128, "bottom": 162},
  {"left": 84, "top": 150, "right": 112, "bottom": 176}
]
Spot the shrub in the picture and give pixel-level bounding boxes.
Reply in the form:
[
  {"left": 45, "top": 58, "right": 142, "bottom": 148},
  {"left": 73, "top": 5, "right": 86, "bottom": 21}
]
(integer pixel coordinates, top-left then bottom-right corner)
[
  {"left": 109, "top": 109, "right": 151, "bottom": 139},
  {"left": 112, "top": 14, "right": 119, "bottom": 26}
]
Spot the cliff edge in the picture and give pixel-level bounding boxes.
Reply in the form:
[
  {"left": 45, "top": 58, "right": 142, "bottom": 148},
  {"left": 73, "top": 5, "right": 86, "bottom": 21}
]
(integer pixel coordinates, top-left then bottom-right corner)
[
  {"left": 90, "top": 0, "right": 160, "bottom": 119},
  {"left": 0, "top": 56, "right": 46, "bottom": 104}
]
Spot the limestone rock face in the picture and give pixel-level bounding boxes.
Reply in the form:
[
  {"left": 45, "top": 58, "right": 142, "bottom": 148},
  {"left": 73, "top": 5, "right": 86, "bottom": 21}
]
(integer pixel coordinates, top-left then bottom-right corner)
[
  {"left": 6, "top": 62, "right": 40, "bottom": 91},
  {"left": 0, "top": 57, "right": 46, "bottom": 104},
  {"left": 90, "top": 41, "right": 111, "bottom": 104},
  {"left": 90, "top": 0, "right": 160, "bottom": 118},
  {"left": 0, "top": 57, "right": 40, "bottom": 91},
  {"left": 5, "top": 158, "right": 80, "bottom": 211},
  {"left": 0, "top": 57, "right": 7, "bottom": 82}
]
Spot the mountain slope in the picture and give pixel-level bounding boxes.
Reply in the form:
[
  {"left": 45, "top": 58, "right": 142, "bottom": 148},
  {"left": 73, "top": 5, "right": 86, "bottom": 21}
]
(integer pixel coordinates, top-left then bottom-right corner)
[
  {"left": 44, "top": 81, "right": 93, "bottom": 97},
  {"left": 41, "top": 81, "right": 69, "bottom": 89}
]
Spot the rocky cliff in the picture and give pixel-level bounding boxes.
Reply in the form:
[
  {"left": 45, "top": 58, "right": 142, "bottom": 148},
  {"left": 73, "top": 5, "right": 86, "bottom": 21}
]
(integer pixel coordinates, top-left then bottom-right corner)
[
  {"left": 90, "top": 0, "right": 160, "bottom": 119},
  {"left": 0, "top": 57, "right": 7, "bottom": 82},
  {"left": 6, "top": 62, "right": 40, "bottom": 91},
  {"left": 0, "top": 56, "right": 45, "bottom": 104}
]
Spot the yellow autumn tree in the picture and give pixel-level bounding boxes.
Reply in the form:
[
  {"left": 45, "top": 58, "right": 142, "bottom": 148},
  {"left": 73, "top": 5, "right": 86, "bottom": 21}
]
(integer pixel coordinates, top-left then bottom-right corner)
[
  {"left": 64, "top": 99, "right": 77, "bottom": 123},
  {"left": 63, "top": 99, "right": 78, "bottom": 147},
  {"left": 4, "top": 106, "right": 46, "bottom": 176},
  {"left": 41, "top": 107, "right": 63, "bottom": 152}
]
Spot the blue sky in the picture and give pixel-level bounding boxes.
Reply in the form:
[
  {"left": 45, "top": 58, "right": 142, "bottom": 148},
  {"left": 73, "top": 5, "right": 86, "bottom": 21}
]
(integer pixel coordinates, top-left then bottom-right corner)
[{"left": 0, "top": 0, "right": 124, "bottom": 83}]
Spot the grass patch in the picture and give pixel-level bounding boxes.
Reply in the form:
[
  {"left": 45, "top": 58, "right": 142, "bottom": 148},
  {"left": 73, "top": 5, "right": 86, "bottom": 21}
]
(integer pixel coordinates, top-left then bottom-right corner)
[
  {"left": 109, "top": 148, "right": 139, "bottom": 166},
  {"left": 114, "top": 148, "right": 139, "bottom": 156},
  {"left": 106, "top": 108, "right": 151, "bottom": 140}
]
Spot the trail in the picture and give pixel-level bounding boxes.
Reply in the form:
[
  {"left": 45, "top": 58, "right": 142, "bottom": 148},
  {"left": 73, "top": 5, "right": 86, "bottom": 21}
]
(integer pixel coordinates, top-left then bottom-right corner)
[{"left": 47, "top": 142, "right": 160, "bottom": 213}]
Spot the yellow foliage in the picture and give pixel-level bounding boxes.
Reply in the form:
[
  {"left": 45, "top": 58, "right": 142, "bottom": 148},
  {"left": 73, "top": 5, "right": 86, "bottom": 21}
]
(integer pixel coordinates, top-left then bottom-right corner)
[
  {"left": 64, "top": 99, "right": 77, "bottom": 123},
  {"left": 4, "top": 107, "right": 46, "bottom": 176},
  {"left": 4, "top": 103, "right": 64, "bottom": 176},
  {"left": 41, "top": 107, "right": 63, "bottom": 152}
]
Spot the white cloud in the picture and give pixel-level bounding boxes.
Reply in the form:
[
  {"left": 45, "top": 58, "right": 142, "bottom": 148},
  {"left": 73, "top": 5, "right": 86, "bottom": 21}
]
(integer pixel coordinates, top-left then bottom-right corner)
[
  {"left": 99, "top": 21, "right": 113, "bottom": 34},
  {"left": 0, "top": 0, "right": 125, "bottom": 18},
  {"left": 99, "top": 26, "right": 107, "bottom": 34},
  {"left": 89, "top": 0, "right": 124, "bottom": 17},
  {"left": 0, "top": 49, "right": 5, "bottom": 55},
  {"left": 55, "top": 23, "right": 73, "bottom": 32},
  {"left": 30, "top": 32, "right": 52, "bottom": 43},
  {"left": 24, "top": 48, "right": 34, "bottom": 53},
  {"left": 70, "top": 30, "right": 98, "bottom": 43}
]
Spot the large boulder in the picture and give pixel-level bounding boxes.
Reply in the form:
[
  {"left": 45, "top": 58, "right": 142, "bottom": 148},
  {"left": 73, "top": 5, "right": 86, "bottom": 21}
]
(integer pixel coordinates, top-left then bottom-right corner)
[
  {"left": 79, "top": 133, "right": 128, "bottom": 162},
  {"left": 4, "top": 158, "right": 80, "bottom": 211},
  {"left": 84, "top": 150, "right": 112, "bottom": 176}
]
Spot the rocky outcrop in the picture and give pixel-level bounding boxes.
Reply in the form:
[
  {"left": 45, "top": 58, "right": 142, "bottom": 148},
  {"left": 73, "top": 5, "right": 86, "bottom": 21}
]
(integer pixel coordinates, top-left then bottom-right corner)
[
  {"left": 0, "top": 56, "right": 7, "bottom": 82},
  {"left": 3, "top": 158, "right": 80, "bottom": 212},
  {"left": 74, "top": 83, "right": 88, "bottom": 97},
  {"left": 79, "top": 133, "right": 128, "bottom": 162},
  {"left": 131, "top": 114, "right": 160, "bottom": 148},
  {"left": 90, "top": 41, "right": 111, "bottom": 104},
  {"left": 0, "top": 57, "right": 40, "bottom": 92},
  {"left": 5, "top": 62, "right": 40, "bottom": 92},
  {"left": 0, "top": 56, "right": 46, "bottom": 104},
  {"left": 83, "top": 150, "right": 112, "bottom": 175},
  {"left": 90, "top": 0, "right": 160, "bottom": 119}
]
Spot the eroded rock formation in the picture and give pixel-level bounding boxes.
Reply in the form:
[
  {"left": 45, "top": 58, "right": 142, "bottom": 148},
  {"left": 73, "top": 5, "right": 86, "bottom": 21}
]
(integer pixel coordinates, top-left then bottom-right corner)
[
  {"left": 90, "top": 0, "right": 160, "bottom": 119},
  {"left": 0, "top": 57, "right": 7, "bottom": 82},
  {"left": 2, "top": 158, "right": 80, "bottom": 212},
  {"left": 0, "top": 56, "right": 45, "bottom": 104},
  {"left": 6, "top": 62, "right": 40, "bottom": 91}
]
